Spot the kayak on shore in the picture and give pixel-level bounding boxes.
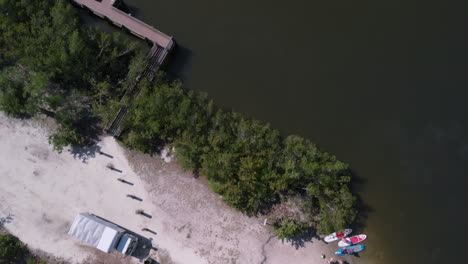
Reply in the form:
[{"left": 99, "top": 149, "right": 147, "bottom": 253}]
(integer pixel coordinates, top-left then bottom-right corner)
[
  {"left": 324, "top": 229, "right": 352, "bottom": 243},
  {"left": 335, "top": 244, "right": 366, "bottom": 255},
  {"left": 338, "top": 234, "right": 367, "bottom": 247}
]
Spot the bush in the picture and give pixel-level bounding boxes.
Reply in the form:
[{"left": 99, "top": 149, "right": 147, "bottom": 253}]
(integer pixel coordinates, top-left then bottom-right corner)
[
  {"left": 0, "top": 234, "right": 26, "bottom": 263},
  {"left": 0, "top": 69, "right": 40, "bottom": 118},
  {"left": 273, "top": 217, "right": 309, "bottom": 240},
  {"left": 26, "top": 257, "right": 47, "bottom": 264}
]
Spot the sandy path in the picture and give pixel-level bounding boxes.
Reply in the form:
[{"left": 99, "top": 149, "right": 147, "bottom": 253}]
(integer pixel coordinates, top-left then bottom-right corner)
[
  {"left": 0, "top": 113, "right": 357, "bottom": 264},
  {"left": 0, "top": 114, "right": 201, "bottom": 264}
]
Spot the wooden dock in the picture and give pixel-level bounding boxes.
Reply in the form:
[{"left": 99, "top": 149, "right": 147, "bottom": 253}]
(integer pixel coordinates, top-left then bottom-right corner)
[
  {"left": 70, "top": 0, "right": 175, "bottom": 136},
  {"left": 71, "top": 0, "right": 174, "bottom": 50}
]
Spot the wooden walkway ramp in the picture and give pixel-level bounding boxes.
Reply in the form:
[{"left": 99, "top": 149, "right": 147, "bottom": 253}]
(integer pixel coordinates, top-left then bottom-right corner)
[
  {"left": 70, "top": 0, "right": 175, "bottom": 136},
  {"left": 106, "top": 46, "right": 166, "bottom": 136}
]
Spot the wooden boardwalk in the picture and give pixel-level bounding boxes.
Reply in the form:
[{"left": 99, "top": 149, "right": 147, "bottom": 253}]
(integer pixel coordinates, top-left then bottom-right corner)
[
  {"left": 106, "top": 45, "right": 166, "bottom": 136},
  {"left": 70, "top": 0, "right": 175, "bottom": 136},
  {"left": 72, "top": 0, "right": 174, "bottom": 50}
]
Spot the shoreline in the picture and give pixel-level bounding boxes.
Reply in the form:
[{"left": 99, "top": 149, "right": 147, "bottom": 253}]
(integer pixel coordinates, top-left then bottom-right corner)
[{"left": 0, "top": 112, "right": 356, "bottom": 264}]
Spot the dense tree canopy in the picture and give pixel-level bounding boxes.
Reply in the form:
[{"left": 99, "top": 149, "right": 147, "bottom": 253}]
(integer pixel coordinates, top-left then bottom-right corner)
[
  {"left": 0, "top": 0, "right": 146, "bottom": 151},
  {"left": 122, "top": 75, "right": 358, "bottom": 234}
]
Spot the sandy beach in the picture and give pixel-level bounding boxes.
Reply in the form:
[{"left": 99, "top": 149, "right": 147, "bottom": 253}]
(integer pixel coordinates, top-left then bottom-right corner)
[{"left": 0, "top": 113, "right": 357, "bottom": 264}]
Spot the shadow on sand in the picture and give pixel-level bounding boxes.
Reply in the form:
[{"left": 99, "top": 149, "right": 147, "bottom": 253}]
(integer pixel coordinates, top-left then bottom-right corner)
[
  {"left": 142, "top": 228, "right": 157, "bottom": 235},
  {"left": 128, "top": 231, "right": 153, "bottom": 261},
  {"left": 67, "top": 113, "right": 102, "bottom": 163},
  {"left": 69, "top": 143, "right": 101, "bottom": 163},
  {"left": 143, "top": 258, "right": 160, "bottom": 264},
  {"left": 118, "top": 179, "right": 134, "bottom": 186},
  {"left": 139, "top": 212, "right": 152, "bottom": 219},
  {"left": 99, "top": 151, "right": 114, "bottom": 159},
  {"left": 110, "top": 167, "right": 123, "bottom": 173},
  {"left": 284, "top": 227, "right": 321, "bottom": 249},
  {"left": 127, "top": 194, "right": 143, "bottom": 201},
  {"left": 0, "top": 214, "right": 14, "bottom": 228}
]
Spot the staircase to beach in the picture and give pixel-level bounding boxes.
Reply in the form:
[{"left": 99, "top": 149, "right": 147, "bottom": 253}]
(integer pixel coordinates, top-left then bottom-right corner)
[{"left": 106, "top": 45, "right": 168, "bottom": 137}]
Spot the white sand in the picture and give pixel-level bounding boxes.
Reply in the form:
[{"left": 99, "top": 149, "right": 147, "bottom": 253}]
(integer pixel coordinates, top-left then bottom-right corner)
[{"left": 0, "top": 113, "right": 356, "bottom": 264}]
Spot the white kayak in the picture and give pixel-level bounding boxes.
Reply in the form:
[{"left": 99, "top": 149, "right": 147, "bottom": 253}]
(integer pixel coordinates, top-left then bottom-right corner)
[
  {"left": 324, "top": 229, "right": 352, "bottom": 243},
  {"left": 338, "top": 234, "right": 367, "bottom": 247}
]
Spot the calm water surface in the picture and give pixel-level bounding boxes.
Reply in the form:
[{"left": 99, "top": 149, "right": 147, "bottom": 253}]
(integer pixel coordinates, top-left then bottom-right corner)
[{"left": 95, "top": 1, "right": 468, "bottom": 263}]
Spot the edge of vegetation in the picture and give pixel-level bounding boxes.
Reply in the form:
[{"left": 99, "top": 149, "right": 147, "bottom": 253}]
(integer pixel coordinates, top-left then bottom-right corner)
[{"left": 0, "top": 233, "right": 47, "bottom": 264}]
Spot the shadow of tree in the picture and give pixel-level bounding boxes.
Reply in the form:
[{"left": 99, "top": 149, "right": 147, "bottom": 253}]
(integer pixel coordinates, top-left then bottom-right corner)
[
  {"left": 352, "top": 197, "right": 373, "bottom": 234},
  {"left": 164, "top": 44, "right": 193, "bottom": 84},
  {"left": 0, "top": 214, "right": 14, "bottom": 228},
  {"left": 113, "top": 0, "right": 140, "bottom": 16},
  {"left": 283, "top": 227, "right": 319, "bottom": 249},
  {"left": 349, "top": 170, "right": 373, "bottom": 233},
  {"left": 69, "top": 143, "right": 102, "bottom": 163},
  {"left": 68, "top": 111, "right": 103, "bottom": 163}
]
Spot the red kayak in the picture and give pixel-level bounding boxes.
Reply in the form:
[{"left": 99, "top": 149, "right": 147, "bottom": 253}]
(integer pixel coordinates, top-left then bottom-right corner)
[
  {"left": 324, "top": 229, "right": 352, "bottom": 242},
  {"left": 338, "top": 234, "right": 367, "bottom": 247}
]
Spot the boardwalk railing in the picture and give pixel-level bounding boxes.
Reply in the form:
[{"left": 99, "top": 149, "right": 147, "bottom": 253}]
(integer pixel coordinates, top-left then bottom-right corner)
[{"left": 106, "top": 45, "right": 166, "bottom": 136}]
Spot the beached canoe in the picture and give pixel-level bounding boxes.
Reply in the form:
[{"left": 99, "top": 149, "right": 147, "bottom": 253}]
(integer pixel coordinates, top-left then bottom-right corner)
[
  {"left": 335, "top": 244, "right": 366, "bottom": 255},
  {"left": 324, "top": 229, "right": 352, "bottom": 243},
  {"left": 338, "top": 234, "right": 367, "bottom": 247}
]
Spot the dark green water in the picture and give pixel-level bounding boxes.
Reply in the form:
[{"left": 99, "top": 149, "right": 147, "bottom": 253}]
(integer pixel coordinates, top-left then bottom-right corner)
[{"left": 91, "top": 1, "right": 468, "bottom": 263}]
